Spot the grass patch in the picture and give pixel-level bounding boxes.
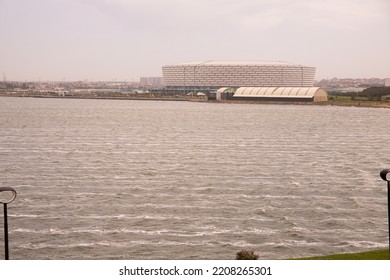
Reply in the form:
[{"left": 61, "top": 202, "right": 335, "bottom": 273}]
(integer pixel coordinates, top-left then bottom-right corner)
[
  {"left": 293, "top": 249, "right": 389, "bottom": 260},
  {"left": 331, "top": 96, "right": 353, "bottom": 102}
]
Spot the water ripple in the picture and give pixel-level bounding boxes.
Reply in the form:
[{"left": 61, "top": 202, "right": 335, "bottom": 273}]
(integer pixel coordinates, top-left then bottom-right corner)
[{"left": 1, "top": 97, "right": 389, "bottom": 259}]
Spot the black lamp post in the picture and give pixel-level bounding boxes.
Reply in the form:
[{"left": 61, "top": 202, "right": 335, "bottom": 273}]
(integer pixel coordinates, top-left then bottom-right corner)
[
  {"left": 0, "top": 187, "right": 17, "bottom": 260},
  {"left": 379, "top": 169, "right": 390, "bottom": 255}
]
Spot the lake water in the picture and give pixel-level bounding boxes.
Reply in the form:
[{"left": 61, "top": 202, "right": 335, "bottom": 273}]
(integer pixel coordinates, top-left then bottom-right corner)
[{"left": 0, "top": 96, "right": 389, "bottom": 259}]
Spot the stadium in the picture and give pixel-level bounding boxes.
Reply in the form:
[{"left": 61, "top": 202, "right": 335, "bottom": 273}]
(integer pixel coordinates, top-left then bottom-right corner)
[{"left": 162, "top": 60, "right": 327, "bottom": 102}]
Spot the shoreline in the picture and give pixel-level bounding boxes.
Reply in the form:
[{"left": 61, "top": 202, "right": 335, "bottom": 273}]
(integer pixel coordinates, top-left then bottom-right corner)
[
  {"left": 292, "top": 248, "right": 389, "bottom": 260},
  {"left": 1, "top": 93, "right": 390, "bottom": 109}
]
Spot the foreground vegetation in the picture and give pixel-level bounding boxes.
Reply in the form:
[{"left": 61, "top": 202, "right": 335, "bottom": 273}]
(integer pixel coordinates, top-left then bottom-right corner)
[{"left": 293, "top": 249, "right": 389, "bottom": 260}]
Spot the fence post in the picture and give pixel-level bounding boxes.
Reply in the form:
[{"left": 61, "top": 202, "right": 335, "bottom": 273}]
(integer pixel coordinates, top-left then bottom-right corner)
[
  {"left": 380, "top": 169, "right": 390, "bottom": 256},
  {"left": 0, "top": 187, "right": 17, "bottom": 260}
]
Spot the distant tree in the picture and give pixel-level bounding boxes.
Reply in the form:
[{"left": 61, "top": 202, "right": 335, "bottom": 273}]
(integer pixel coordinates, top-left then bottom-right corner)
[{"left": 362, "top": 87, "right": 390, "bottom": 100}]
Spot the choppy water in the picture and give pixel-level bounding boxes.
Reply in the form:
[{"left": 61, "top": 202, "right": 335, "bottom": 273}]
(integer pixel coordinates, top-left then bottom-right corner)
[{"left": 0, "top": 96, "right": 389, "bottom": 259}]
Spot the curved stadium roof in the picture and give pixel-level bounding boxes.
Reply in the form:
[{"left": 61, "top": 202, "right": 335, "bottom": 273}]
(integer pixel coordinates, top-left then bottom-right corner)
[{"left": 174, "top": 60, "right": 308, "bottom": 67}]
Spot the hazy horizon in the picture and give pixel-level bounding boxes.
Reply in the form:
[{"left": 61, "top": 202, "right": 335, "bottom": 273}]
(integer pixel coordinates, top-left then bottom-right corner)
[{"left": 1, "top": 0, "right": 389, "bottom": 81}]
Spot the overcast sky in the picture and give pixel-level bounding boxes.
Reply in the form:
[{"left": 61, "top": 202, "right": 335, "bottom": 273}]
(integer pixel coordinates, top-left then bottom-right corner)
[{"left": 0, "top": 0, "right": 389, "bottom": 81}]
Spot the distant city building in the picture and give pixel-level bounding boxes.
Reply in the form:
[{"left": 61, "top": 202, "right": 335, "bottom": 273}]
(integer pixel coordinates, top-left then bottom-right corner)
[
  {"left": 162, "top": 61, "right": 316, "bottom": 92},
  {"left": 140, "top": 77, "right": 163, "bottom": 87},
  {"left": 385, "top": 78, "right": 390, "bottom": 87}
]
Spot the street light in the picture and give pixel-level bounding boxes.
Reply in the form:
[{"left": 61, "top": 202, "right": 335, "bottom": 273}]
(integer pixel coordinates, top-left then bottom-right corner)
[
  {"left": 0, "top": 187, "right": 17, "bottom": 260},
  {"left": 379, "top": 169, "right": 390, "bottom": 256}
]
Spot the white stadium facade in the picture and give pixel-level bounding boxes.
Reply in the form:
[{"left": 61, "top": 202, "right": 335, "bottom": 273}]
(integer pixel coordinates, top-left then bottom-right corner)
[{"left": 161, "top": 60, "right": 327, "bottom": 102}]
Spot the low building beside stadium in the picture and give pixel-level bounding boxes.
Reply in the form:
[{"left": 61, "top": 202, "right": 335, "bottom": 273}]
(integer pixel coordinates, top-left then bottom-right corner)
[{"left": 229, "top": 87, "right": 328, "bottom": 102}]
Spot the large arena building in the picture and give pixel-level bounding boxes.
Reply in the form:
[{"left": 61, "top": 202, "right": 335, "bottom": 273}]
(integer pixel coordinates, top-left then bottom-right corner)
[
  {"left": 162, "top": 60, "right": 327, "bottom": 102},
  {"left": 162, "top": 60, "right": 316, "bottom": 91}
]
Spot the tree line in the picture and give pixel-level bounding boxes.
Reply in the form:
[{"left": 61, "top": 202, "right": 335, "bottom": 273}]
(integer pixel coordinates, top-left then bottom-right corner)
[{"left": 331, "top": 87, "right": 390, "bottom": 101}]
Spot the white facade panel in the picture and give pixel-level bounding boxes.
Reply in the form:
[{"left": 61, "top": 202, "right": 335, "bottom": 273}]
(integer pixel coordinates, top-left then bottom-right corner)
[{"left": 162, "top": 61, "right": 316, "bottom": 88}]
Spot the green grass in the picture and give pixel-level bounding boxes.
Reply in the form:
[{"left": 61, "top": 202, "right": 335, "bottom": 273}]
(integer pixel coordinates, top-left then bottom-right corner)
[
  {"left": 293, "top": 249, "right": 389, "bottom": 260},
  {"left": 329, "top": 96, "right": 370, "bottom": 102},
  {"left": 331, "top": 96, "right": 353, "bottom": 102}
]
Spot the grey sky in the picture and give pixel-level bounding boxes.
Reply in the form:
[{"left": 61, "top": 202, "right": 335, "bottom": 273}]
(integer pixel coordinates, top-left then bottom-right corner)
[{"left": 0, "top": 0, "right": 389, "bottom": 81}]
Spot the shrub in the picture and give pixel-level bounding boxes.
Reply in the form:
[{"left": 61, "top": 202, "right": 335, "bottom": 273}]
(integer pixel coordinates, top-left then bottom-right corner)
[{"left": 235, "top": 250, "right": 259, "bottom": 260}]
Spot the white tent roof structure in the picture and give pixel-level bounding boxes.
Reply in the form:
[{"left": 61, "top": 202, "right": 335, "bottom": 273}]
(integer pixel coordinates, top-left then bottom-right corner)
[
  {"left": 233, "top": 87, "right": 327, "bottom": 102},
  {"left": 216, "top": 87, "right": 228, "bottom": 95}
]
